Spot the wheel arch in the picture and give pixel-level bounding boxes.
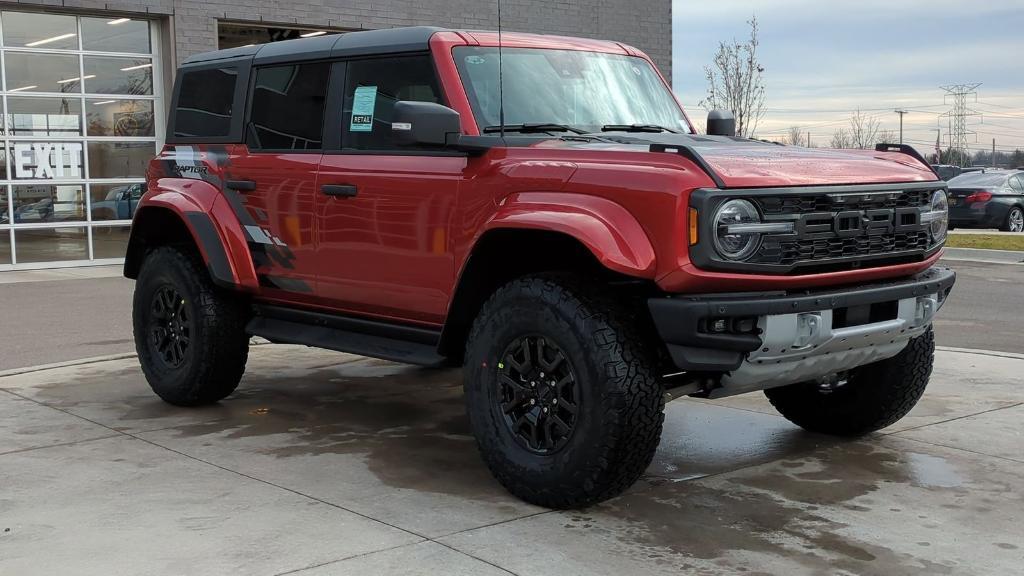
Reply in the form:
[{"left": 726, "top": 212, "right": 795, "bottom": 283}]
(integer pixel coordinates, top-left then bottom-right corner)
[
  {"left": 438, "top": 226, "right": 656, "bottom": 363},
  {"left": 124, "top": 187, "right": 258, "bottom": 291}
]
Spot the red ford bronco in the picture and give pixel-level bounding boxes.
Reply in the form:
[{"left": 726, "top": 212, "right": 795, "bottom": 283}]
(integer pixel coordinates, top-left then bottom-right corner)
[{"left": 126, "top": 26, "right": 955, "bottom": 508}]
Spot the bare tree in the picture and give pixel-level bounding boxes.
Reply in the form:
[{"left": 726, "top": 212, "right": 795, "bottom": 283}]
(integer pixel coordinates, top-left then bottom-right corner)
[
  {"left": 831, "top": 128, "right": 853, "bottom": 149},
  {"left": 848, "top": 109, "right": 881, "bottom": 149},
  {"left": 699, "top": 17, "right": 766, "bottom": 138},
  {"left": 876, "top": 129, "right": 897, "bottom": 146},
  {"left": 785, "top": 125, "right": 805, "bottom": 146}
]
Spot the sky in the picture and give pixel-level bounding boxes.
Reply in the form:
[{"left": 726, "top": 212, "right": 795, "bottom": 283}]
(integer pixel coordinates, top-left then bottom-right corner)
[{"left": 671, "top": 0, "right": 1024, "bottom": 157}]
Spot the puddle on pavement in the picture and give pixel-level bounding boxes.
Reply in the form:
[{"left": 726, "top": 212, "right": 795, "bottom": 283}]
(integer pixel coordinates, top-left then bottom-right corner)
[
  {"left": 156, "top": 360, "right": 510, "bottom": 500},
  {"left": 570, "top": 441, "right": 983, "bottom": 574}
]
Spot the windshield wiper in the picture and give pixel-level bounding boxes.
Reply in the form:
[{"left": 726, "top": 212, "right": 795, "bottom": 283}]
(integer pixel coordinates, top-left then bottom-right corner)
[
  {"left": 600, "top": 124, "right": 679, "bottom": 133},
  {"left": 483, "top": 123, "right": 586, "bottom": 135}
]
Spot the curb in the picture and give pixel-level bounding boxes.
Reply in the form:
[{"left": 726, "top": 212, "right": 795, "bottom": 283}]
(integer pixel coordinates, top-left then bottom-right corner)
[
  {"left": 0, "top": 338, "right": 273, "bottom": 378},
  {"left": 0, "top": 353, "right": 138, "bottom": 378},
  {"left": 935, "top": 346, "right": 1024, "bottom": 361},
  {"left": 942, "top": 247, "right": 1024, "bottom": 265}
]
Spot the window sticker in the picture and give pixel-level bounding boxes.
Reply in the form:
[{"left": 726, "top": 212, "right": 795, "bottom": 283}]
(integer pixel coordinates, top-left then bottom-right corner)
[{"left": 350, "top": 85, "right": 378, "bottom": 132}]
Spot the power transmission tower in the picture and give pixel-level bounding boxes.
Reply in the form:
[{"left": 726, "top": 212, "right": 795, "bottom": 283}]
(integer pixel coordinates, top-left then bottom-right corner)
[{"left": 939, "top": 83, "right": 982, "bottom": 168}]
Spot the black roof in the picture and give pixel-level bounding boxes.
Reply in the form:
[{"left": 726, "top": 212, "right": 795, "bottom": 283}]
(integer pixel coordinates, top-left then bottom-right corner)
[{"left": 182, "top": 26, "right": 448, "bottom": 67}]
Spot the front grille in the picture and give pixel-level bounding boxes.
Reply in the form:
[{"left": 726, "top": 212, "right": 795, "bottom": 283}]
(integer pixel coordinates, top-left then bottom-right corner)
[
  {"left": 688, "top": 183, "right": 946, "bottom": 274},
  {"left": 741, "top": 188, "right": 937, "bottom": 271},
  {"left": 756, "top": 189, "right": 931, "bottom": 215},
  {"left": 754, "top": 230, "right": 931, "bottom": 266}
]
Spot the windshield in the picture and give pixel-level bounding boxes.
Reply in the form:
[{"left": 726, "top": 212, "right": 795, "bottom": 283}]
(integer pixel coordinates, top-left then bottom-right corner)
[
  {"left": 453, "top": 46, "right": 693, "bottom": 134},
  {"left": 948, "top": 172, "right": 1010, "bottom": 187}
]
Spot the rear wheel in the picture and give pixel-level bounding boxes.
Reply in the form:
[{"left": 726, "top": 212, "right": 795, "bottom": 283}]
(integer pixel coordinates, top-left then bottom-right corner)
[
  {"left": 133, "top": 246, "right": 249, "bottom": 406},
  {"left": 1002, "top": 206, "right": 1024, "bottom": 232},
  {"left": 464, "top": 275, "right": 664, "bottom": 508},
  {"left": 765, "top": 328, "right": 934, "bottom": 436}
]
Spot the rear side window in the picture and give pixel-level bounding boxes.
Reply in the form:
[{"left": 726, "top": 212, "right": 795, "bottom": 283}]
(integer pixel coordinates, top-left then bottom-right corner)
[
  {"left": 1010, "top": 175, "right": 1024, "bottom": 193},
  {"left": 341, "top": 55, "right": 441, "bottom": 151},
  {"left": 247, "top": 62, "right": 331, "bottom": 151},
  {"left": 173, "top": 67, "right": 238, "bottom": 138}
]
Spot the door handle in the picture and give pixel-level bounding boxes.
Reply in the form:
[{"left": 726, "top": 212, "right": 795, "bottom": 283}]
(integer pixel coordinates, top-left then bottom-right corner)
[
  {"left": 322, "top": 184, "right": 358, "bottom": 198},
  {"left": 226, "top": 179, "right": 257, "bottom": 191}
]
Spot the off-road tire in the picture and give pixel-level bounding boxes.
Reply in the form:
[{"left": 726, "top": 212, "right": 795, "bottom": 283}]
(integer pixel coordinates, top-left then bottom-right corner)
[
  {"left": 464, "top": 274, "right": 664, "bottom": 508},
  {"left": 133, "top": 246, "right": 249, "bottom": 406},
  {"left": 765, "top": 328, "right": 934, "bottom": 436}
]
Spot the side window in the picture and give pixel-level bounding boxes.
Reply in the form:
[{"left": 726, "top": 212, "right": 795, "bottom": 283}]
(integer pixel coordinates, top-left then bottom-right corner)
[
  {"left": 247, "top": 62, "right": 331, "bottom": 151},
  {"left": 173, "top": 67, "right": 237, "bottom": 138},
  {"left": 341, "top": 55, "right": 441, "bottom": 151},
  {"left": 1009, "top": 175, "right": 1024, "bottom": 193}
]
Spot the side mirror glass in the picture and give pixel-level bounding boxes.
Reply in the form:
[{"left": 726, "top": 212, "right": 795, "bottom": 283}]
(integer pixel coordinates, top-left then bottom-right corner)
[
  {"left": 391, "top": 101, "right": 462, "bottom": 148},
  {"left": 707, "top": 110, "right": 736, "bottom": 137}
]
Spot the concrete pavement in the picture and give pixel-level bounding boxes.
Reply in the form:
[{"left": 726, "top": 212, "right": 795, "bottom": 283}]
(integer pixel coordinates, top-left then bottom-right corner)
[{"left": 1, "top": 345, "right": 1022, "bottom": 575}]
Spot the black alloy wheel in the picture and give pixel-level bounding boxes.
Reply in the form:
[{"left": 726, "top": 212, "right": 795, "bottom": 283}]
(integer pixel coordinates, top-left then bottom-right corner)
[
  {"left": 148, "top": 285, "right": 192, "bottom": 368},
  {"left": 497, "top": 335, "right": 580, "bottom": 454}
]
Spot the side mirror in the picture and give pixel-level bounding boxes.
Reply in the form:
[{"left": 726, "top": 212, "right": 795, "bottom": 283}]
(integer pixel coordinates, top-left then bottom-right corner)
[
  {"left": 391, "top": 101, "right": 462, "bottom": 148},
  {"left": 706, "top": 110, "right": 736, "bottom": 137}
]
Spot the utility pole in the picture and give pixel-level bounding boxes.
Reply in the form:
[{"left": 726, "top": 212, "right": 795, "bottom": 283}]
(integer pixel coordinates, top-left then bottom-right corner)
[
  {"left": 993, "top": 138, "right": 996, "bottom": 168},
  {"left": 806, "top": 131, "right": 811, "bottom": 148},
  {"left": 894, "top": 109, "right": 908, "bottom": 144}
]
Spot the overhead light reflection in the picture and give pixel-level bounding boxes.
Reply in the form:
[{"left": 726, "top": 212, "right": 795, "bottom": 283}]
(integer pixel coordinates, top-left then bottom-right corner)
[
  {"left": 26, "top": 33, "right": 77, "bottom": 47},
  {"left": 300, "top": 31, "right": 327, "bottom": 38},
  {"left": 56, "top": 74, "right": 95, "bottom": 84}
]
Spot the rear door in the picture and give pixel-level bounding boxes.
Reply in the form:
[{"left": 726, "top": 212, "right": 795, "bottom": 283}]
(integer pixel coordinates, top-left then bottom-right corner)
[
  {"left": 225, "top": 61, "right": 332, "bottom": 300},
  {"left": 315, "top": 55, "right": 465, "bottom": 324}
]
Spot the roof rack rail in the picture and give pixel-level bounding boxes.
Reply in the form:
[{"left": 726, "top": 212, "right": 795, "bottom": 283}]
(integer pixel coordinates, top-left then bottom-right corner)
[
  {"left": 875, "top": 143, "right": 941, "bottom": 179},
  {"left": 649, "top": 143, "right": 726, "bottom": 189}
]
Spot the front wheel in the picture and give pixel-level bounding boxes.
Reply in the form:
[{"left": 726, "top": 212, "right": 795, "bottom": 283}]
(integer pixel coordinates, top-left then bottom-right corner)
[
  {"left": 464, "top": 275, "right": 664, "bottom": 509},
  {"left": 765, "top": 328, "right": 934, "bottom": 436},
  {"left": 1002, "top": 206, "right": 1024, "bottom": 233},
  {"left": 133, "top": 246, "right": 250, "bottom": 406}
]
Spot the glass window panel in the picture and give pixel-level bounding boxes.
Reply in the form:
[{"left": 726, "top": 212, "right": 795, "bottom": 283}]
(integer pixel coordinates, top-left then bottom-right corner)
[
  {"left": 91, "top": 225, "right": 130, "bottom": 259},
  {"left": 2, "top": 12, "right": 78, "bottom": 50},
  {"left": 83, "top": 56, "right": 153, "bottom": 95},
  {"left": 342, "top": 56, "right": 441, "bottom": 150},
  {"left": 14, "top": 227, "right": 88, "bottom": 263},
  {"left": 8, "top": 142, "right": 83, "bottom": 180},
  {"left": 85, "top": 98, "right": 153, "bottom": 136},
  {"left": 87, "top": 141, "right": 154, "bottom": 178},
  {"left": 248, "top": 62, "right": 330, "bottom": 151},
  {"left": 0, "top": 229, "right": 10, "bottom": 265},
  {"left": 4, "top": 52, "right": 83, "bottom": 94},
  {"left": 1, "top": 186, "right": 9, "bottom": 225},
  {"left": 12, "top": 184, "right": 86, "bottom": 223},
  {"left": 174, "top": 67, "right": 237, "bottom": 138},
  {"left": 90, "top": 183, "right": 143, "bottom": 221},
  {"left": 81, "top": 17, "right": 151, "bottom": 54},
  {"left": 6, "top": 97, "right": 82, "bottom": 136}
]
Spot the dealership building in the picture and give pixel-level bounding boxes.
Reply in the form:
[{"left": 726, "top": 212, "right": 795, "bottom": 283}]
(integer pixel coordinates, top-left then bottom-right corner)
[{"left": 0, "top": 0, "right": 671, "bottom": 270}]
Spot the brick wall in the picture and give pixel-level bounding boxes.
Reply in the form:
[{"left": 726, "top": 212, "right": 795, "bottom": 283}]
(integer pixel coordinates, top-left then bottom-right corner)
[{"left": 7, "top": 0, "right": 672, "bottom": 78}]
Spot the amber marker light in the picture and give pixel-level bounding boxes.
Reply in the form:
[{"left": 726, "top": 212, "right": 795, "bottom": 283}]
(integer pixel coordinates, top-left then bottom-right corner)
[{"left": 689, "top": 207, "right": 699, "bottom": 245}]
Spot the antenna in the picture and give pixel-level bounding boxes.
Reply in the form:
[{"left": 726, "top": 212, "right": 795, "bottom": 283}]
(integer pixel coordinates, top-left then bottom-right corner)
[{"left": 497, "top": 0, "right": 505, "bottom": 138}]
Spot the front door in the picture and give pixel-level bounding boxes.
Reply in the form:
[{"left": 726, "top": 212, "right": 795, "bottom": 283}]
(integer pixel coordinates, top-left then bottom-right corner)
[
  {"left": 225, "top": 61, "right": 332, "bottom": 301},
  {"left": 316, "top": 56, "right": 464, "bottom": 324}
]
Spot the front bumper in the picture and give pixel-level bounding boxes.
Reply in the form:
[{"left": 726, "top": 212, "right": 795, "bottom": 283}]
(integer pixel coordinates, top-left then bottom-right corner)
[{"left": 649, "top": 267, "right": 956, "bottom": 396}]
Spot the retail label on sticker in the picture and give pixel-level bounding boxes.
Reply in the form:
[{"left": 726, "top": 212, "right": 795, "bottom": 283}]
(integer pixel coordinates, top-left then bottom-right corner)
[{"left": 350, "top": 86, "right": 377, "bottom": 132}]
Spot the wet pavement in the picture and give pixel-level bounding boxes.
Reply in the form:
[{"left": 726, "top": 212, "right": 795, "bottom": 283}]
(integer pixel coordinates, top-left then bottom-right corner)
[{"left": 1, "top": 345, "right": 1021, "bottom": 575}]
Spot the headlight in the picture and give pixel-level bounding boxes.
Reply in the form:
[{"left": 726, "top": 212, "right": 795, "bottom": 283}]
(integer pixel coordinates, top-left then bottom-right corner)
[
  {"left": 713, "top": 199, "right": 762, "bottom": 260},
  {"left": 923, "top": 190, "right": 948, "bottom": 243}
]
